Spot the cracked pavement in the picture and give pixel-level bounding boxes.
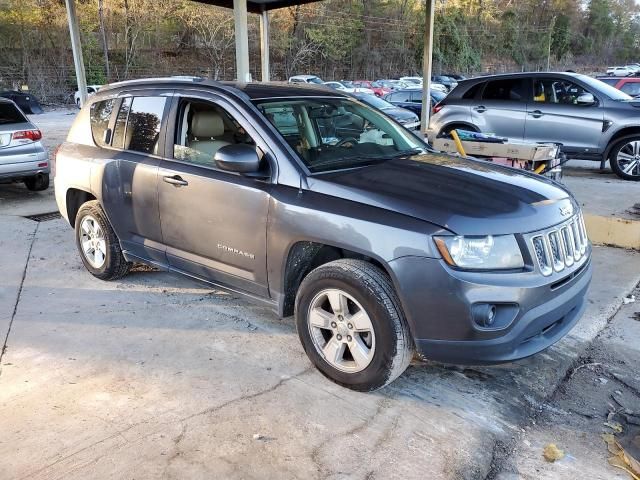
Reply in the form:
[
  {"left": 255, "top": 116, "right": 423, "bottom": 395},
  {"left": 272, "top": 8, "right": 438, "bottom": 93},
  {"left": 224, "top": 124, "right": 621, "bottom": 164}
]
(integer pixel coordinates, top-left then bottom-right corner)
[
  {"left": 0, "top": 211, "right": 638, "bottom": 479},
  {"left": 1, "top": 109, "right": 640, "bottom": 479}
]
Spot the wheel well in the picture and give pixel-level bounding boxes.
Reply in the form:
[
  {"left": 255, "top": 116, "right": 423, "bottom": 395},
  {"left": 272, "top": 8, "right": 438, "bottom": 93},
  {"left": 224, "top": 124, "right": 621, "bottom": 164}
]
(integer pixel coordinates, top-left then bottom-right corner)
[
  {"left": 438, "top": 122, "right": 479, "bottom": 137},
  {"left": 66, "top": 189, "right": 97, "bottom": 227},
  {"left": 605, "top": 127, "right": 640, "bottom": 158},
  {"left": 281, "top": 242, "right": 390, "bottom": 317}
]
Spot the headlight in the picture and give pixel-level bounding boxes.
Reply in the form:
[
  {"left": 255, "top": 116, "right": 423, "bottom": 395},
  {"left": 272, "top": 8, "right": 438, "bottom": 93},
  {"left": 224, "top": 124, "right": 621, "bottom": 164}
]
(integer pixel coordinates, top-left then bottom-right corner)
[{"left": 434, "top": 235, "right": 524, "bottom": 270}]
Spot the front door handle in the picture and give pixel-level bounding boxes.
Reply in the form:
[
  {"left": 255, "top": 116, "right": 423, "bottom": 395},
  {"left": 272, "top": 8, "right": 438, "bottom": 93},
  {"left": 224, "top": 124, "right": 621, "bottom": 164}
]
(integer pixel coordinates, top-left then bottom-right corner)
[
  {"left": 529, "top": 110, "right": 544, "bottom": 118},
  {"left": 473, "top": 105, "right": 487, "bottom": 113},
  {"left": 163, "top": 175, "right": 189, "bottom": 187}
]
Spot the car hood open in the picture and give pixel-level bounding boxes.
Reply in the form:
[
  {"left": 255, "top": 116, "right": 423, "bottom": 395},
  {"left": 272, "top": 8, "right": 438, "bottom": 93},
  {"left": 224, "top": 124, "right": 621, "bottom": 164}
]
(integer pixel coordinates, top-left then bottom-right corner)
[{"left": 307, "top": 152, "right": 576, "bottom": 236}]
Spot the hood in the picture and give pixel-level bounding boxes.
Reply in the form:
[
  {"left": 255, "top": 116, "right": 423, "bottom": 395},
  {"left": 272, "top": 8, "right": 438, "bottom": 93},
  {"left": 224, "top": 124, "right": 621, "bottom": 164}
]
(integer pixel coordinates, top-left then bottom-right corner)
[
  {"left": 382, "top": 107, "right": 418, "bottom": 122},
  {"left": 307, "top": 153, "right": 576, "bottom": 236}
]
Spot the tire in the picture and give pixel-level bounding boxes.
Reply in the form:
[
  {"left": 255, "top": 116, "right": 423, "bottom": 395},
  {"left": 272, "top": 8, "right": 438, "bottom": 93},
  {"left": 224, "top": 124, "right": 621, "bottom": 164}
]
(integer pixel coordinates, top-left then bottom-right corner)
[
  {"left": 76, "top": 98, "right": 81, "bottom": 109},
  {"left": 74, "top": 200, "right": 131, "bottom": 280},
  {"left": 295, "top": 259, "right": 414, "bottom": 391},
  {"left": 24, "top": 173, "right": 49, "bottom": 191},
  {"left": 608, "top": 135, "right": 640, "bottom": 181}
]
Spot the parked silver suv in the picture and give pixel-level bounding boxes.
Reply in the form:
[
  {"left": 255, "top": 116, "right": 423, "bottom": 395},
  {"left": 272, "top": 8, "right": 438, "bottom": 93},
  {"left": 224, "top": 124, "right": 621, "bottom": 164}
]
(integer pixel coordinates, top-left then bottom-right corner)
[
  {"left": 0, "top": 98, "right": 49, "bottom": 190},
  {"left": 428, "top": 72, "right": 640, "bottom": 181}
]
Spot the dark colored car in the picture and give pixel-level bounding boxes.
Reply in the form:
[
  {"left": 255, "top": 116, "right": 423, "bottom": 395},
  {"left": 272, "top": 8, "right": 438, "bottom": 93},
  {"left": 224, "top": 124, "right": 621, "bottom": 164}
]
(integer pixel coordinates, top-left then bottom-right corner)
[
  {"left": 352, "top": 93, "right": 420, "bottom": 130},
  {"left": 432, "top": 75, "right": 458, "bottom": 92},
  {"left": 428, "top": 72, "right": 640, "bottom": 180},
  {"left": 444, "top": 74, "right": 467, "bottom": 82},
  {"left": 55, "top": 77, "right": 592, "bottom": 391},
  {"left": 383, "top": 88, "right": 446, "bottom": 116},
  {"left": 597, "top": 76, "right": 640, "bottom": 97},
  {"left": 0, "top": 90, "right": 43, "bottom": 114}
]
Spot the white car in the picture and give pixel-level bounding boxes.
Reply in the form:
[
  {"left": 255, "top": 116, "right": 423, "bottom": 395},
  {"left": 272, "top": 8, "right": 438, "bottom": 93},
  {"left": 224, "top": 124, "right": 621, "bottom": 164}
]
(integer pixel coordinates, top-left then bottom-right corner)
[
  {"left": 288, "top": 75, "right": 324, "bottom": 84},
  {"left": 607, "top": 66, "right": 634, "bottom": 77},
  {"left": 74, "top": 85, "right": 102, "bottom": 107},
  {"left": 399, "top": 77, "right": 447, "bottom": 93},
  {"left": 625, "top": 64, "right": 640, "bottom": 75},
  {"left": 323, "top": 81, "right": 374, "bottom": 95}
]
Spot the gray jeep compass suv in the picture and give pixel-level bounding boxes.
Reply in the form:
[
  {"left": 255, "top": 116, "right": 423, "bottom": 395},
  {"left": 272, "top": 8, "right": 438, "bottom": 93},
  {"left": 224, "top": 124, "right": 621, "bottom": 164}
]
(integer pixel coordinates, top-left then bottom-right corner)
[
  {"left": 55, "top": 77, "right": 592, "bottom": 391},
  {"left": 428, "top": 72, "right": 640, "bottom": 181}
]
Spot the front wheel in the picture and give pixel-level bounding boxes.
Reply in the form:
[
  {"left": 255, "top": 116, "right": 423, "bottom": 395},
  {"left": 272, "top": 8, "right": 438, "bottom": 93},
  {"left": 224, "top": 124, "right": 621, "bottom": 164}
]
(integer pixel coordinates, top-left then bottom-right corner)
[
  {"left": 75, "top": 201, "right": 131, "bottom": 280},
  {"left": 609, "top": 136, "right": 640, "bottom": 181},
  {"left": 295, "top": 259, "right": 414, "bottom": 391}
]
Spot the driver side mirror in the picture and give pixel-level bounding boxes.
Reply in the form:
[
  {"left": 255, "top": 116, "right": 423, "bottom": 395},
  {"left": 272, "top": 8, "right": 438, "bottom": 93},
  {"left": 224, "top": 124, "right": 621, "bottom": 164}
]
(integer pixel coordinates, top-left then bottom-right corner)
[
  {"left": 577, "top": 92, "right": 596, "bottom": 105},
  {"left": 214, "top": 144, "right": 261, "bottom": 174}
]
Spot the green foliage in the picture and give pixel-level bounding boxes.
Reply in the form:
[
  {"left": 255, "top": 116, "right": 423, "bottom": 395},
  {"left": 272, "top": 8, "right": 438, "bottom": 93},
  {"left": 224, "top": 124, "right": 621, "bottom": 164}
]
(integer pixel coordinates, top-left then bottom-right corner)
[{"left": 2, "top": 0, "right": 640, "bottom": 100}]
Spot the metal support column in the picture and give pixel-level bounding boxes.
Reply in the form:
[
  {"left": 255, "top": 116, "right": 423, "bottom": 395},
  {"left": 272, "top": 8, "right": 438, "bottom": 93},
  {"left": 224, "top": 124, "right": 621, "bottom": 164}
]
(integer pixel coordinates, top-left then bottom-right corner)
[
  {"left": 259, "top": 10, "right": 270, "bottom": 82},
  {"left": 233, "top": 0, "right": 251, "bottom": 82},
  {"left": 65, "top": 0, "right": 88, "bottom": 107},
  {"left": 420, "top": 0, "right": 435, "bottom": 136}
]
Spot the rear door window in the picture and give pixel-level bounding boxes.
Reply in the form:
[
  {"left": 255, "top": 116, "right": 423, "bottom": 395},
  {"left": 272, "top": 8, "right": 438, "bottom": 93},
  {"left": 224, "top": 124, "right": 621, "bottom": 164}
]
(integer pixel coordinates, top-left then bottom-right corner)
[
  {"left": 90, "top": 99, "right": 115, "bottom": 147},
  {"left": 0, "top": 102, "right": 26, "bottom": 125},
  {"left": 482, "top": 79, "right": 525, "bottom": 101},
  {"left": 112, "top": 96, "right": 167, "bottom": 154}
]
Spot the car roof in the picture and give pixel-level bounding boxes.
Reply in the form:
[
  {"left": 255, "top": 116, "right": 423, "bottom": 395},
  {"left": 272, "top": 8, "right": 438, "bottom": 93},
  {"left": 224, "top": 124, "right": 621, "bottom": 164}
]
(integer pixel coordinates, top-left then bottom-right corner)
[
  {"left": 289, "top": 75, "right": 319, "bottom": 79},
  {"left": 96, "top": 77, "right": 346, "bottom": 101},
  {"left": 597, "top": 76, "right": 640, "bottom": 81}
]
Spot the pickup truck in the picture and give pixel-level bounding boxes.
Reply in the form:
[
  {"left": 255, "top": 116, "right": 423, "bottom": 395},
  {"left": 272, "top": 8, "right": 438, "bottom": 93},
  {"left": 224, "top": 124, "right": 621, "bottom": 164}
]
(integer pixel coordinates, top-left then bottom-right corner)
[{"left": 55, "top": 77, "right": 592, "bottom": 391}]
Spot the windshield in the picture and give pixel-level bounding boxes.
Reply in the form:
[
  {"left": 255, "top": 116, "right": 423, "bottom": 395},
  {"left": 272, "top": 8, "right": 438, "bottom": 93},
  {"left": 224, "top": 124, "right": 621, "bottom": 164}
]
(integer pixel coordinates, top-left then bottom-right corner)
[
  {"left": 254, "top": 97, "right": 426, "bottom": 173},
  {"left": 356, "top": 94, "right": 393, "bottom": 110},
  {"left": 308, "top": 77, "right": 323, "bottom": 84},
  {"left": 577, "top": 75, "right": 632, "bottom": 101},
  {"left": 0, "top": 103, "right": 26, "bottom": 124}
]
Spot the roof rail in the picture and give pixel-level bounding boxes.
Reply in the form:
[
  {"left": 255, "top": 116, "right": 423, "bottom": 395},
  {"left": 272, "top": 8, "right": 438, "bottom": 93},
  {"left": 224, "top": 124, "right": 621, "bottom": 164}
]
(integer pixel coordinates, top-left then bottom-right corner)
[{"left": 101, "top": 76, "right": 208, "bottom": 90}]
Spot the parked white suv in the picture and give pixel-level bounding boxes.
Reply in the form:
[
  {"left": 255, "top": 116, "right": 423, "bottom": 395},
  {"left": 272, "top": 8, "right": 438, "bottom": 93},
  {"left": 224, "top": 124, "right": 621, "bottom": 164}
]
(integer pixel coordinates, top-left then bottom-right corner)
[
  {"left": 288, "top": 75, "right": 323, "bottom": 84},
  {"left": 74, "top": 85, "right": 102, "bottom": 107},
  {"left": 606, "top": 66, "right": 634, "bottom": 77}
]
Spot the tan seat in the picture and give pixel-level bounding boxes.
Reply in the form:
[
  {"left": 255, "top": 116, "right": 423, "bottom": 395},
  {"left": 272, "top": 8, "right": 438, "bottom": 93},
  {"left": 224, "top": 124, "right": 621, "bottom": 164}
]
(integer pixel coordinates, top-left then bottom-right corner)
[{"left": 188, "top": 110, "right": 230, "bottom": 157}]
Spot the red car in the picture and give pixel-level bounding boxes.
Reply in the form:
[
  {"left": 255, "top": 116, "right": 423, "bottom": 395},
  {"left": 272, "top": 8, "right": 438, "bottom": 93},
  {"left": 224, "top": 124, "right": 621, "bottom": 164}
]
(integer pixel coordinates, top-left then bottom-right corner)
[
  {"left": 352, "top": 80, "right": 391, "bottom": 97},
  {"left": 597, "top": 76, "right": 640, "bottom": 96}
]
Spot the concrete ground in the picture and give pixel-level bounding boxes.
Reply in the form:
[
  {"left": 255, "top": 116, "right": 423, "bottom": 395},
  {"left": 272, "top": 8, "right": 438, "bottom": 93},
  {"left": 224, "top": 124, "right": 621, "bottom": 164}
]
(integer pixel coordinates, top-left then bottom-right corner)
[{"left": 0, "top": 110, "right": 639, "bottom": 479}]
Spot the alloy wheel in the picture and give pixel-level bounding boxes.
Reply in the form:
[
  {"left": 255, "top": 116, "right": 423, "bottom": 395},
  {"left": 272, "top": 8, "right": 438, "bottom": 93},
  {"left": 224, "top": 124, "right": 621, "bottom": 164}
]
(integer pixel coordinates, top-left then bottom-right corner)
[
  {"left": 616, "top": 140, "right": 640, "bottom": 177},
  {"left": 307, "top": 288, "right": 376, "bottom": 373},
  {"left": 79, "top": 215, "right": 107, "bottom": 268}
]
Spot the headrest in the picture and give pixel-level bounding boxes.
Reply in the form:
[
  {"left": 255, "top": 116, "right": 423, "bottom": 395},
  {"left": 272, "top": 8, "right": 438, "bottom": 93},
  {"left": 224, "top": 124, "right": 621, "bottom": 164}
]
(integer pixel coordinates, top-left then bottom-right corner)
[{"left": 191, "top": 110, "right": 224, "bottom": 138}]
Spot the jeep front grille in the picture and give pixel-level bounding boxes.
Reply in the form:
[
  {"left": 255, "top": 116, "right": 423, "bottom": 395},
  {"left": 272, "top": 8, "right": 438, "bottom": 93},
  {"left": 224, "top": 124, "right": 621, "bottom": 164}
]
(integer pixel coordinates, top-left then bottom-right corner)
[{"left": 530, "top": 214, "right": 588, "bottom": 276}]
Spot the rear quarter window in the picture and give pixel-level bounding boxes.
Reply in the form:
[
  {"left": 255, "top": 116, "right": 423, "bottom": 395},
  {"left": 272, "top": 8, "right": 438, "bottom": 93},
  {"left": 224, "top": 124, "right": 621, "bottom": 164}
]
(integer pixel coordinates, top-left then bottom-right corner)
[
  {"left": 90, "top": 99, "right": 115, "bottom": 147},
  {"left": 0, "top": 102, "right": 26, "bottom": 125},
  {"left": 482, "top": 79, "right": 525, "bottom": 101}
]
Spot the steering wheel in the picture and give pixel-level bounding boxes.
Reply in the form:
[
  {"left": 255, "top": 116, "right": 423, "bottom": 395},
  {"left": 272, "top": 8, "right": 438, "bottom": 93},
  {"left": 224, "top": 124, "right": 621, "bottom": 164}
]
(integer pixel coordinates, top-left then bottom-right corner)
[{"left": 335, "top": 137, "right": 359, "bottom": 148}]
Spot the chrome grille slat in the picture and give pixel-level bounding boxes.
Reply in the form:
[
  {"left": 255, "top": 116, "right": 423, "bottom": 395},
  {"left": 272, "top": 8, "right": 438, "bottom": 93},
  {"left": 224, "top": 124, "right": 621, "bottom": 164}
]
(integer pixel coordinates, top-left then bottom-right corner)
[{"left": 529, "top": 214, "right": 589, "bottom": 276}]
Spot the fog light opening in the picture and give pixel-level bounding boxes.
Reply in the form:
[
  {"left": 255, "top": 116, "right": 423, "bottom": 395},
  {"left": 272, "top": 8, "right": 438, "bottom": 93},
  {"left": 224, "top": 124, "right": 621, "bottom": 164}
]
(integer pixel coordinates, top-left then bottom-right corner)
[{"left": 472, "top": 303, "right": 497, "bottom": 328}]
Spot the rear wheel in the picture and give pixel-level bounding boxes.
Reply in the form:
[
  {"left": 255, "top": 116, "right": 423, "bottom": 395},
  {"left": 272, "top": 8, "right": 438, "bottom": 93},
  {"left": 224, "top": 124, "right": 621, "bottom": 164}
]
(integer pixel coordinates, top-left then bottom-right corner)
[
  {"left": 295, "top": 259, "right": 414, "bottom": 391},
  {"left": 75, "top": 201, "right": 131, "bottom": 280},
  {"left": 609, "top": 135, "right": 640, "bottom": 181},
  {"left": 24, "top": 173, "right": 49, "bottom": 191}
]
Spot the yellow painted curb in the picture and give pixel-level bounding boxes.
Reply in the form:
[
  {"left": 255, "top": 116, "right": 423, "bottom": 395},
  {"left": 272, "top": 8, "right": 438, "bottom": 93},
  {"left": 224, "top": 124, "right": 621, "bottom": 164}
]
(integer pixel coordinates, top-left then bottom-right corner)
[{"left": 584, "top": 213, "right": 640, "bottom": 250}]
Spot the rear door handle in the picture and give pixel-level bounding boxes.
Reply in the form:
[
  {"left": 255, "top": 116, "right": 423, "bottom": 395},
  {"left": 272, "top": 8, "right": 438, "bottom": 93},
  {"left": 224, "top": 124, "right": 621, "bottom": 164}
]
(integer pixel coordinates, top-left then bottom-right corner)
[
  {"left": 473, "top": 106, "right": 487, "bottom": 113},
  {"left": 163, "top": 175, "right": 189, "bottom": 187},
  {"left": 529, "top": 110, "right": 544, "bottom": 118}
]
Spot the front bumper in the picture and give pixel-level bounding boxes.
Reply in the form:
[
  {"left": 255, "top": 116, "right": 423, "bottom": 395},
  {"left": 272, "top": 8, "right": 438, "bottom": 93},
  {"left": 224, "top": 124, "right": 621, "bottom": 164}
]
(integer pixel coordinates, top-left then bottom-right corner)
[{"left": 388, "top": 253, "right": 592, "bottom": 365}]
